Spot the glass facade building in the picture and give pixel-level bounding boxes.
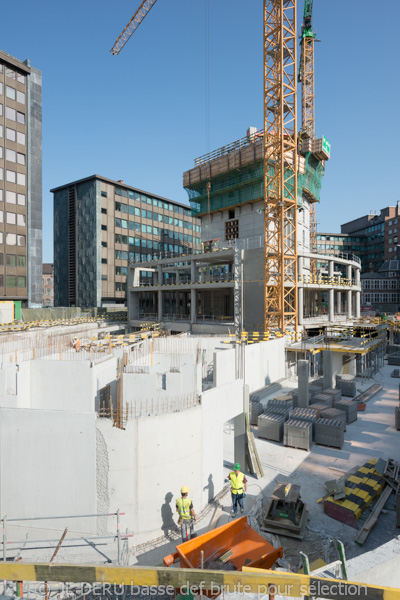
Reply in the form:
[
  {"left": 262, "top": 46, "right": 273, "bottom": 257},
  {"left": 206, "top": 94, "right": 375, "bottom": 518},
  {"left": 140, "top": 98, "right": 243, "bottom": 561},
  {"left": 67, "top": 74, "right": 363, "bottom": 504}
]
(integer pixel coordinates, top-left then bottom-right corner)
[{"left": 52, "top": 175, "right": 201, "bottom": 307}]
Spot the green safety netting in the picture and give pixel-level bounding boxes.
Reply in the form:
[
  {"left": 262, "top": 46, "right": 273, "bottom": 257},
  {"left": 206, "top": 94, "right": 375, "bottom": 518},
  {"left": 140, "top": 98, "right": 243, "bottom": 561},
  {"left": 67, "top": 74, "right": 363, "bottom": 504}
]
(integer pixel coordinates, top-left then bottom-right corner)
[{"left": 186, "top": 152, "right": 325, "bottom": 214}]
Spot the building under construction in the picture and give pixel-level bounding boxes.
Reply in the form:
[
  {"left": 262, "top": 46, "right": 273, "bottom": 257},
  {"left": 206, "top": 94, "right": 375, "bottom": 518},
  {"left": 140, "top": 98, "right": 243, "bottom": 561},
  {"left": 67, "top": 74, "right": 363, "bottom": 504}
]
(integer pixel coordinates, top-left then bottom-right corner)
[{"left": 128, "top": 128, "right": 361, "bottom": 334}]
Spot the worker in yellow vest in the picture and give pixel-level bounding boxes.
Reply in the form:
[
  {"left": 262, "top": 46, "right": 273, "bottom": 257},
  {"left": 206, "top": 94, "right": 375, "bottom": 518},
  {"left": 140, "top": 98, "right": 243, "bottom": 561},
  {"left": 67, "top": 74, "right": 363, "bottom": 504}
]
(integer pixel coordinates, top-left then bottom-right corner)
[
  {"left": 228, "top": 463, "right": 247, "bottom": 517},
  {"left": 176, "top": 486, "right": 197, "bottom": 542}
]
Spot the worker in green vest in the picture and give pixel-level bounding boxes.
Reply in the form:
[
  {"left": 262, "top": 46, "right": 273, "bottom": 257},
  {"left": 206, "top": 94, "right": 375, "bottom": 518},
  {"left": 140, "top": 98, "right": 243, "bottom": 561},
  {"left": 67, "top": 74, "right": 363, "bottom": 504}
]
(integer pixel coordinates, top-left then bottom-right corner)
[
  {"left": 228, "top": 463, "right": 247, "bottom": 517},
  {"left": 176, "top": 486, "right": 197, "bottom": 542}
]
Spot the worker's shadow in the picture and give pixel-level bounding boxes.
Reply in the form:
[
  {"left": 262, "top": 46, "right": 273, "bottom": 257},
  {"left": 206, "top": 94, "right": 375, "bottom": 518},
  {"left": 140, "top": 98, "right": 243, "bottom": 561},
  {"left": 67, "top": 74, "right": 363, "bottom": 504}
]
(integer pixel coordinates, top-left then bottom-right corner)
[
  {"left": 161, "top": 492, "right": 179, "bottom": 538},
  {"left": 203, "top": 473, "right": 215, "bottom": 503}
]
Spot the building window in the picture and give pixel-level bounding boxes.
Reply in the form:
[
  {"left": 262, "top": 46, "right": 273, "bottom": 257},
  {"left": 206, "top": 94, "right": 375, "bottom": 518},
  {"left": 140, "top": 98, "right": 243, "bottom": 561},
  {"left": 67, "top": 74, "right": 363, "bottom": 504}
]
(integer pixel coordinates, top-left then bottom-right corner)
[
  {"left": 5, "top": 106, "right": 16, "bottom": 121},
  {"left": 101, "top": 225, "right": 107, "bottom": 231},
  {"left": 101, "top": 208, "right": 107, "bottom": 214},
  {"left": 16, "top": 90, "right": 25, "bottom": 104},
  {"left": 17, "top": 276, "right": 26, "bottom": 287},
  {"left": 101, "top": 242, "right": 107, "bottom": 248},
  {"left": 17, "top": 194, "right": 25, "bottom": 206},
  {"left": 6, "top": 212, "right": 16, "bottom": 225},
  {"left": 17, "top": 153, "right": 25, "bottom": 165},
  {"left": 6, "top": 275, "right": 16, "bottom": 286},
  {"left": 6, "top": 149, "right": 16, "bottom": 162},
  {"left": 225, "top": 219, "right": 239, "bottom": 240},
  {"left": 101, "top": 258, "right": 107, "bottom": 264},
  {"left": 17, "top": 214, "right": 26, "bottom": 226},
  {"left": 17, "top": 112, "right": 25, "bottom": 124},
  {"left": 46, "top": 288, "right": 51, "bottom": 295},
  {"left": 6, "top": 170, "right": 16, "bottom": 183},
  {"left": 46, "top": 278, "right": 51, "bottom": 284},
  {"left": 17, "top": 131, "right": 25, "bottom": 145},
  {"left": 101, "top": 191, "right": 107, "bottom": 197},
  {"left": 6, "top": 86, "right": 16, "bottom": 100},
  {"left": 17, "top": 235, "right": 26, "bottom": 246},
  {"left": 17, "top": 173, "right": 25, "bottom": 186}
]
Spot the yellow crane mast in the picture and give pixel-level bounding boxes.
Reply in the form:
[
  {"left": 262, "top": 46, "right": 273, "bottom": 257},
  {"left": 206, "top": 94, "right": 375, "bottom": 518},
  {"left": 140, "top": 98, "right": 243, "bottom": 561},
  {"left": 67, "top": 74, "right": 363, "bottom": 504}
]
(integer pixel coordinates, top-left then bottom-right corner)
[{"left": 110, "top": 0, "right": 298, "bottom": 335}]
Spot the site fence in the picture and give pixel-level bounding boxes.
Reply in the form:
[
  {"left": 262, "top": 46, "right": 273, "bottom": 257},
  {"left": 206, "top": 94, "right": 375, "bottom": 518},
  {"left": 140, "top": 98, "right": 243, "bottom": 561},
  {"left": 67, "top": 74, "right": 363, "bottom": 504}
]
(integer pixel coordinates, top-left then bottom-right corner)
[{"left": 0, "top": 510, "right": 131, "bottom": 568}]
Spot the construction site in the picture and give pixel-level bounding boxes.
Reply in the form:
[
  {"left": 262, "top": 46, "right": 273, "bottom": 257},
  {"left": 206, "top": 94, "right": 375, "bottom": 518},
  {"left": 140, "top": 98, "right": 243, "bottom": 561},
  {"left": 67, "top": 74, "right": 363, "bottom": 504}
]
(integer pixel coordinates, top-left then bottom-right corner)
[{"left": 1, "top": 0, "right": 400, "bottom": 599}]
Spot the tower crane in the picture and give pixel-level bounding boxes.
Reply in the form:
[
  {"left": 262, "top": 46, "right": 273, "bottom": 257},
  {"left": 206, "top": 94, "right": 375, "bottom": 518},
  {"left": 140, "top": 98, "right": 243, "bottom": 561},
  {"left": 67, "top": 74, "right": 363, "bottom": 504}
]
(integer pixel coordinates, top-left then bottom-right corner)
[
  {"left": 111, "top": 1, "right": 298, "bottom": 335},
  {"left": 298, "top": 0, "right": 317, "bottom": 255}
]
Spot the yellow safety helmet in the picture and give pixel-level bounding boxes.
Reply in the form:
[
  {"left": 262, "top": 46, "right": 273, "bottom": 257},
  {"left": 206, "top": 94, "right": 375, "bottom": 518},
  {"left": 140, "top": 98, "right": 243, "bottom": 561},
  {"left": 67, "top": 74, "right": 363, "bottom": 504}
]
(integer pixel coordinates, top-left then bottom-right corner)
[{"left": 180, "top": 486, "right": 189, "bottom": 494}]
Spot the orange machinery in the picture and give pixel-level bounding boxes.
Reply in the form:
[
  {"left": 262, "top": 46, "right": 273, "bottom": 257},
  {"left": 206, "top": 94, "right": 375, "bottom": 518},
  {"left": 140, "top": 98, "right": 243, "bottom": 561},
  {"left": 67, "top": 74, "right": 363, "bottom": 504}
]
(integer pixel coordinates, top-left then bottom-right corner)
[{"left": 164, "top": 516, "right": 282, "bottom": 573}]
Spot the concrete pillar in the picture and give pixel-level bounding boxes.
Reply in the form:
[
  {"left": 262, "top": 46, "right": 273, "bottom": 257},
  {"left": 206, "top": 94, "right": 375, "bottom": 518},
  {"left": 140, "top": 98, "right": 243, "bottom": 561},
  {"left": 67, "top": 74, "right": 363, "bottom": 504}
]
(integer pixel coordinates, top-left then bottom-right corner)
[
  {"left": 191, "top": 260, "right": 196, "bottom": 284},
  {"left": 298, "top": 257, "right": 304, "bottom": 326},
  {"left": 158, "top": 290, "right": 162, "bottom": 321},
  {"left": 298, "top": 359, "right": 309, "bottom": 408},
  {"left": 190, "top": 289, "right": 196, "bottom": 324},
  {"left": 355, "top": 291, "right": 361, "bottom": 318},
  {"left": 323, "top": 349, "right": 335, "bottom": 389},
  {"left": 328, "top": 260, "right": 334, "bottom": 321},
  {"left": 346, "top": 264, "right": 352, "bottom": 319},
  {"left": 337, "top": 292, "right": 341, "bottom": 315},
  {"left": 157, "top": 265, "right": 162, "bottom": 286},
  {"left": 130, "top": 292, "right": 139, "bottom": 319},
  {"left": 234, "top": 384, "right": 249, "bottom": 472}
]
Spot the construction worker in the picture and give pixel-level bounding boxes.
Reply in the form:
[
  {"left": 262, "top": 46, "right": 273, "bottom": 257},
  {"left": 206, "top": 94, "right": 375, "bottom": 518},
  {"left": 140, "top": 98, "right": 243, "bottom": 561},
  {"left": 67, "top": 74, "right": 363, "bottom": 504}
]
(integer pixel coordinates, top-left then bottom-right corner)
[
  {"left": 71, "top": 336, "right": 81, "bottom": 352},
  {"left": 228, "top": 463, "right": 247, "bottom": 517},
  {"left": 176, "top": 486, "right": 197, "bottom": 543}
]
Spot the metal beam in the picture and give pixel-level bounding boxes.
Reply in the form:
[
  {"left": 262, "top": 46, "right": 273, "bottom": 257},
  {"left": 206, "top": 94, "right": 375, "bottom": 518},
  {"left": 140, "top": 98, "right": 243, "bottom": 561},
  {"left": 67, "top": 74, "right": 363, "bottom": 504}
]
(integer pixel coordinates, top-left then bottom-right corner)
[{"left": 0, "top": 563, "right": 398, "bottom": 600}]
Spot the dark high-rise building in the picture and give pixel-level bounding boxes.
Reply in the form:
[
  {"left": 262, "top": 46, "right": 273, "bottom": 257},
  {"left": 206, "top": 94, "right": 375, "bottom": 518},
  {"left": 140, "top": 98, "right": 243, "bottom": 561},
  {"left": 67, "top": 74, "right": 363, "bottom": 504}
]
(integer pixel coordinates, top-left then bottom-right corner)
[
  {"left": 52, "top": 175, "right": 201, "bottom": 307},
  {"left": 0, "top": 50, "right": 42, "bottom": 306}
]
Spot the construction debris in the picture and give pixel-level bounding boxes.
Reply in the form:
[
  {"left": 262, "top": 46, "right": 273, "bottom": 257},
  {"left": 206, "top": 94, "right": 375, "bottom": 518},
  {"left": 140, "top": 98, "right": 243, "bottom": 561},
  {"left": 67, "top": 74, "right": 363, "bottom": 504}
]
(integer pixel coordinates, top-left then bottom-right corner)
[{"left": 355, "top": 486, "right": 393, "bottom": 546}]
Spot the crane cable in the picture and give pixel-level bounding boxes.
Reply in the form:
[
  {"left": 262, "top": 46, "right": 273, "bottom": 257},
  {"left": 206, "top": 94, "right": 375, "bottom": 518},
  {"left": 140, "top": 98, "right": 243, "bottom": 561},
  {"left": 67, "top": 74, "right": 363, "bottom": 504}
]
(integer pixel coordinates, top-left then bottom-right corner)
[{"left": 205, "top": 0, "right": 210, "bottom": 153}]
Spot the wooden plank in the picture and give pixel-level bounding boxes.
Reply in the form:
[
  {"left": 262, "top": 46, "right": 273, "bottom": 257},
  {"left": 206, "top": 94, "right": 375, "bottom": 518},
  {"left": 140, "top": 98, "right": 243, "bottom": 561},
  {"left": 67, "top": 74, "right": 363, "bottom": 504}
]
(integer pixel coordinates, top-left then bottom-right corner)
[{"left": 355, "top": 486, "right": 393, "bottom": 546}]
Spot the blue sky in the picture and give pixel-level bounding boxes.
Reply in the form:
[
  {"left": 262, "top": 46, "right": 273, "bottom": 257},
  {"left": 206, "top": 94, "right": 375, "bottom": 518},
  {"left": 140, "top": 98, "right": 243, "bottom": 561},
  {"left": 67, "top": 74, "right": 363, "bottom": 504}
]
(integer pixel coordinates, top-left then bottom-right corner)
[{"left": 2, "top": 0, "right": 399, "bottom": 261}]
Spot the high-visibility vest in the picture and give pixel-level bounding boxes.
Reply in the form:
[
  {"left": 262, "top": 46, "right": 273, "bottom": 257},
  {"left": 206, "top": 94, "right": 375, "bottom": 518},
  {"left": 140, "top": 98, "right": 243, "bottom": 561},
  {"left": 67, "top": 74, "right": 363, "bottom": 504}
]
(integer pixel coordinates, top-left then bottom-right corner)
[
  {"left": 230, "top": 471, "right": 245, "bottom": 495},
  {"left": 176, "top": 497, "right": 192, "bottom": 520}
]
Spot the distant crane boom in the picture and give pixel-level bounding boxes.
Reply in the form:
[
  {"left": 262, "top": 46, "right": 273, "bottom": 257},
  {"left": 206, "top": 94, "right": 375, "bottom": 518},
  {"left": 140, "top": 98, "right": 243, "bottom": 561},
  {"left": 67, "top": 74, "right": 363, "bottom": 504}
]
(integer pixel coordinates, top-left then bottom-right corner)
[{"left": 110, "top": 0, "right": 159, "bottom": 55}]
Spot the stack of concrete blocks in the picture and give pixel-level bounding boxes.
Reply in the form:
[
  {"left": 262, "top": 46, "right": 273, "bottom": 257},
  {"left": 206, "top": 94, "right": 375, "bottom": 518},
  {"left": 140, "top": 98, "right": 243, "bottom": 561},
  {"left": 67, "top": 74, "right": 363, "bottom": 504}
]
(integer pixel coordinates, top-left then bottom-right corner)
[
  {"left": 309, "top": 402, "right": 333, "bottom": 418},
  {"left": 250, "top": 399, "right": 264, "bottom": 426},
  {"left": 273, "top": 394, "right": 294, "bottom": 409},
  {"left": 335, "top": 398, "right": 358, "bottom": 424},
  {"left": 320, "top": 407, "right": 347, "bottom": 432},
  {"left": 312, "top": 393, "right": 334, "bottom": 408},
  {"left": 258, "top": 413, "right": 286, "bottom": 443},
  {"left": 322, "top": 388, "right": 342, "bottom": 406},
  {"left": 291, "top": 407, "right": 318, "bottom": 436},
  {"left": 314, "top": 418, "right": 344, "bottom": 449},
  {"left": 395, "top": 406, "right": 400, "bottom": 431},
  {"left": 336, "top": 375, "right": 357, "bottom": 398},
  {"left": 284, "top": 419, "right": 313, "bottom": 451},
  {"left": 388, "top": 353, "right": 400, "bottom": 366},
  {"left": 266, "top": 400, "right": 290, "bottom": 420}
]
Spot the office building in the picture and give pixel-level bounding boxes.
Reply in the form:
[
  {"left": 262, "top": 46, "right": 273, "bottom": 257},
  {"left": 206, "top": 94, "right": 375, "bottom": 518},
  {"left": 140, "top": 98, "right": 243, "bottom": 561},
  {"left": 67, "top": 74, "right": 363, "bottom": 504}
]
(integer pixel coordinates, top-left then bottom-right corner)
[
  {"left": 52, "top": 175, "right": 201, "bottom": 308},
  {"left": 0, "top": 50, "right": 42, "bottom": 306}
]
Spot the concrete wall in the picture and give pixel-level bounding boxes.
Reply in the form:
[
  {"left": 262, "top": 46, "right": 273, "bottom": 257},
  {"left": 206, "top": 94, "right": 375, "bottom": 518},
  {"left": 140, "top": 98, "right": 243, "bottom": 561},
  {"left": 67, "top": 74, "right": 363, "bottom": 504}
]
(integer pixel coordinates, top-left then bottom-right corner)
[
  {"left": 97, "top": 378, "right": 245, "bottom": 544},
  {"left": 214, "top": 347, "right": 236, "bottom": 387},
  {"left": 200, "top": 380, "right": 244, "bottom": 506},
  {"left": 243, "top": 247, "right": 264, "bottom": 330},
  {"left": 331, "top": 352, "right": 357, "bottom": 378},
  {"left": 200, "top": 201, "right": 264, "bottom": 243},
  {"left": 0, "top": 408, "right": 97, "bottom": 534},
  {"left": 244, "top": 338, "right": 286, "bottom": 392}
]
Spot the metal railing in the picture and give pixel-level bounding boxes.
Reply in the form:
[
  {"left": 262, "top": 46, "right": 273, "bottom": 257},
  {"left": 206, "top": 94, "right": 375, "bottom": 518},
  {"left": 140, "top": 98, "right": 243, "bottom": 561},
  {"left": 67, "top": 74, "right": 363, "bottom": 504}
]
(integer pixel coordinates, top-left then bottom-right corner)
[
  {"left": 194, "top": 129, "right": 264, "bottom": 165},
  {"left": 134, "top": 272, "right": 235, "bottom": 288},
  {"left": 314, "top": 249, "right": 362, "bottom": 265},
  {"left": 299, "top": 274, "right": 357, "bottom": 287},
  {"left": 0, "top": 510, "right": 130, "bottom": 565}
]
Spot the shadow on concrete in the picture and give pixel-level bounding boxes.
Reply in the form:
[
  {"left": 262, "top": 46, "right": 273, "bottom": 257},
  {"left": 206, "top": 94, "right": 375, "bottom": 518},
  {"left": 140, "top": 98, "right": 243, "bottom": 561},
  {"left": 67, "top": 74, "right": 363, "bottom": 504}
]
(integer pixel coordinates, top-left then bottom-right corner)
[
  {"left": 203, "top": 474, "right": 215, "bottom": 503},
  {"left": 161, "top": 492, "right": 179, "bottom": 538}
]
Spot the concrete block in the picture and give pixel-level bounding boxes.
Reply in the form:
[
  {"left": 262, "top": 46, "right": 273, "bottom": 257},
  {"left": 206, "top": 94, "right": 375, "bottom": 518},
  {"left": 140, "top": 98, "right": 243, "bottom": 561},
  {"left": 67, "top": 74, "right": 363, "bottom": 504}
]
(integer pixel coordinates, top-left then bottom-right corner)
[
  {"left": 284, "top": 419, "right": 313, "bottom": 451},
  {"left": 314, "top": 418, "right": 344, "bottom": 449},
  {"left": 258, "top": 413, "right": 285, "bottom": 443}
]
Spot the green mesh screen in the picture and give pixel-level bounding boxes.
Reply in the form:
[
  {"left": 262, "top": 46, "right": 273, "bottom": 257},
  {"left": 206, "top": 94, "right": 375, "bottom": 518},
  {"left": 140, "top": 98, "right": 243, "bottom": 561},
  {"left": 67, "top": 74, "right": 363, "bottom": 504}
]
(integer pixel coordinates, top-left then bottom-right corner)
[{"left": 186, "top": 153, "right": 324, "bottom": 215}]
